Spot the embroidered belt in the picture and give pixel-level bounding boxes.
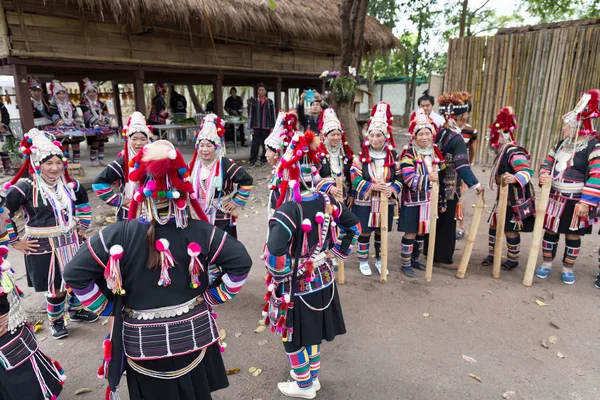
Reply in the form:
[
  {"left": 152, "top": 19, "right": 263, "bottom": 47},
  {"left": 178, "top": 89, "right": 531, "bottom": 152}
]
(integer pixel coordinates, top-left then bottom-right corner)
[
  {"left": 354, "top": 199, "right": 371, "bottom": 206},
  {"left": 123, "top": 299, "right": 219, "bottom": 361},
  {"left": 551, "top": 182, "right": 584, "bottom": 195},
  {"left": 125, "top": 296, "right": 204, "bottom": 320},
  {"left": 0, "top": 325, "right": 38, "bottom": 371},
  {"left": 25, "top": 223, "right": 75, "bottom": 238}
]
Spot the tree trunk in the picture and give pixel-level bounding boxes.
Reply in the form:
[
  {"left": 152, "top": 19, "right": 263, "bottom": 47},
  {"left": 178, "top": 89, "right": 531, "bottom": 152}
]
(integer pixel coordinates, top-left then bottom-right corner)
[
  {"left": 337, "top": 0, "right": 370, "bottom": 154},
  {"left": 403, "top": 11, "right": 425, "bottom": 127},
  {"left": 459, "top": 0, "right": 469, "bottom": 38},
  {"left": 187, "top": 85, "right": 203, "bottom": 114},
  {"left": 366, "top": 54, "right": 376, "bottom": 111}
]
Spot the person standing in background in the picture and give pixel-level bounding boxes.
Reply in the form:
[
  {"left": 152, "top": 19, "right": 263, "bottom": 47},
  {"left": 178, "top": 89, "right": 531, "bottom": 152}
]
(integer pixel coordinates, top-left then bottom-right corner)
[
  {"left": 170, "top": 87, "right": 188, "bottom": 145},
  {"left": 225, "top": 87, "right": 247, "bottom": 147},
  {"left": 248, "top": 83, "right": 275, "bottom": 167},
  {"left": 148, "top": 82, "right": 168, "bottom": 126}
]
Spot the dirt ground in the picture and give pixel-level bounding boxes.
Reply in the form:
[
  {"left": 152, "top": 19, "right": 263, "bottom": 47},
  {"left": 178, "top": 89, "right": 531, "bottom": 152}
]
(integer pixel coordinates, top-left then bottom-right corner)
[{"left": 7, "top": 135, "right": 600, "bottom": 400}]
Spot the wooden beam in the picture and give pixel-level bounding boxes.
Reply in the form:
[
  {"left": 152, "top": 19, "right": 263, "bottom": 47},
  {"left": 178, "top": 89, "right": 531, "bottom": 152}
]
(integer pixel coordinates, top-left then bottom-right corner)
[
  {"left": 133, "top": 70, "right": 146, "bottom": 115},
  {"left": 275, "top": 77, "right": 282, "bottom": 111},
  {"left": 214, "top": 74, "right": 224, "bottom": 118},
  {"left": 14, "top": 1, "right": 32, "bottom": 53},
  {"left": 13, "top": 64, "right": 34, "bottom": 132},
  {"left": 0, "top": 0, "right": 11, "bottom": 56},
  {"left": 112, "top": 82, "right": 123, "bottom": 127}
]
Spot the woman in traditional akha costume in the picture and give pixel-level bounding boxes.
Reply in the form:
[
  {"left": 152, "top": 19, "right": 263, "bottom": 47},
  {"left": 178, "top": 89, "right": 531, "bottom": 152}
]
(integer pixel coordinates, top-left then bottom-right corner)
[
  {"left": 263, "top": 129, "right": 360, "bottom": 399},
  {"left": 0, "top": 236, "right": 66, "bottom": 399},
  {"left": 189, "top": 114, "right": 253, "bottom": 238},
  {"left": 423, "top": 93, "right": 484, "bottom": 268},
  {"left": 80, "top": 78, "right": 111, "bottom": 167},
  {"left": 3, "top": 129, "right": 96, "bottom": 340},
  {"left": 397, "top": 109, "right": 445, "bottom": 278},
  {"left": 48, "top": 80, "right": 85, "bottom": 163},
  {"left": 351, "top": 102, "right": 400, "bottom": 276},
  {"left": 455, "top": 92, "right": 477, "bottom": 239},
  {"left": 64, "top": 140, "right": 252, "bottom": 400},
  {"left": 480, "top": 107, "right": 535, "bottom": 270},
  {"left": 536, "top": 90, "right": 600, "bottom": 285},
  {"left": 92, "top": 111, "right": 152, "bottom": 221}
]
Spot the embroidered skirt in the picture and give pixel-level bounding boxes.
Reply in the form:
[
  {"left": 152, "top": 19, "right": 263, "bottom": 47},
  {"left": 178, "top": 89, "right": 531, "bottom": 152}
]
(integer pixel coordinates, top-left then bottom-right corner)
[
  {"left": 398, "top": 204, "right": 430, "bottom": 234},
  {"left": 543, "top": 194, "right": 592, "bottom": 235},
  {"left": 125, "top": 343, "right": 228, "bottom": 400}
]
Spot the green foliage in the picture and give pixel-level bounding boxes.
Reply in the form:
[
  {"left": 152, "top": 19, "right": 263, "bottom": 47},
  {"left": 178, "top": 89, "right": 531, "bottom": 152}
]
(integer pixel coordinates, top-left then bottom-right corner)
[
  {"left": 368, "top": 0, "right": 398, "bottom": 28},
  {"left": 331, "top": 76, "right": 358, "bottom": 102},
  {"left": 442, "top": 4, "right": 525, "bottom": 40},
  {"left": 523, "top": 0, "right": 600, "bottom": 22}
]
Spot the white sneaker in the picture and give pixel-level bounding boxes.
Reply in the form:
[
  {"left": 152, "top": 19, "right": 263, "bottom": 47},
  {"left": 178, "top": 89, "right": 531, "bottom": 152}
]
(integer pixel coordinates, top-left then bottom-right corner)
[
  {"left": 375, "top": 260, "right": 389, "bottom": 276},
  {"left": 277, "top": 381, "right": 316, "bottom": 399},
  {"left": 331, "top": 258, "right": 338, "bottom": 267},
  {"left": 290, "top": 370, "right": 321, "bottom": 391},
  {"left": 359, "top": 262, "right": 372, "bottom": 276}
]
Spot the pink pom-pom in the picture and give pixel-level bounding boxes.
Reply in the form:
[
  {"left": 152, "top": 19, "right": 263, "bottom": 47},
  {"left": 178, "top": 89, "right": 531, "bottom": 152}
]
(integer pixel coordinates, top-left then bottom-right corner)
[
  {"left": 53, "top": 141, "right": 61, "bottom": 147},
  {"left": 0, "top": 260, "right": 8, "bottom": 272},
  {"left": 155, "top": 238, "right": 169, "bottom": 252},
  {"left": 311, "top": 166, "right": 317, "bottom": 173},
  {"left": 168, "top": 149, "right": 177, "bottom": 160},
  {"left": 315, "top": 212, "right": 325, "bottom": 224},
  {"left": 3, "top": 182, "right": 11, "bottom": 190},
  {"left": 187, "top": 242, "right": 201, "bottom": 256},
  {"left": 295, "top": 149, "right": 303, "bottom": 157},
  {"left": 145, "top": 180, "right": 157, "bottom": 191},
  {"left": 220, "top": 346, "right": 225, "bottom": 353},
  {"left": 301, "top": 218, "right": 312, "bottom": 233},
  {"left": 176, "top": 199, "right": 187, "bottom": 209},
  {"left": 67, "top": 182, "right": 75, "bottom": 189},
  {"left": 190, "top": 193, "right": 197, "bottom": 200},
  {"left": 289, "top": 180, "right": 298, "bottom": 188},
  {"left": 0, "top": 245, "right": 8, "bottom": 257}
]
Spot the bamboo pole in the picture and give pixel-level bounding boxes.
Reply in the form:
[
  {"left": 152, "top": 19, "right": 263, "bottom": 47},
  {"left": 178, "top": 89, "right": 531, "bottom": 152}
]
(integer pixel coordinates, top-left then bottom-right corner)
[
  {"left": 335, "top": 176, "right": 345, "bottom": 285},
  {"left": 523, "top": 182, "right": 552, "bottom": 287},
  {"left": 492, "top": 180, "right": 509, "bottom": 279},
  {"left": 425, "top": 181, "right": 439, "bottom": 282},
  {"left": 456, "top": 192, "right": 485, "bottom": 279},
  {"left": 379, "top": 192, "right": 389, "bottom": 284}
]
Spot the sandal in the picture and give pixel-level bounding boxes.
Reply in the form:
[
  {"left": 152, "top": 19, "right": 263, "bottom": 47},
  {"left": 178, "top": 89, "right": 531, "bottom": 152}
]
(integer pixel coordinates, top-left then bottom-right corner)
[
  {"left": 501, "top": 260, "right": 519, "bottom": 270},
  {"left": 481, "top": 256, "right": 493, "bottom": 266}
]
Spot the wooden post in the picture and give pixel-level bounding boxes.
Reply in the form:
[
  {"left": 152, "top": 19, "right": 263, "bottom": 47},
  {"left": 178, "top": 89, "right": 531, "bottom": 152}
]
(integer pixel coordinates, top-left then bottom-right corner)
[
  {"left": 275, "top": 77, "right": 282, "bottom": 112},
  {"left": 214, "top": 75, "right": 223, "bottom": 118},
  {"left": 456, "top": 192, "right": 485, "bottom": 279},
  {"left": 284, "top": 88, "right": 290, "bottom": 111},
  {"left": 523, "top": 181, "right": 552, "bottom": 287},
  {"left": 112, "top": 82, "right": 123, "bottom": 127},
  {"left": 335, "top": 176, "right": 346, "bottom": 285},
  {"left": 425, "top": 181, "right": 440, "bottom": 282},
  {"left": 321, "top": 78, "right": 326, "bottom": 96},
  {"left": 12, "top": 64, "right": 34, "bottom": 132},
  {"left": 379, "top": 192, "right": 389, "bottom": 284},
  {"left": 133, "top": 70, "right": 146, "bottom": 115},
  {"left": 493, "top": 180, "right": 509, "bottom": 279}
]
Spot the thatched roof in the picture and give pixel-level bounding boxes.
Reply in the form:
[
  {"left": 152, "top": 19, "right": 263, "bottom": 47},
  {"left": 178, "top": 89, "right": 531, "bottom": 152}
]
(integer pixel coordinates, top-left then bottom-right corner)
[
  {"left": 497, "top": 18, "right": 600, "bottom": 35},
  {"left": 77, "top": 0, "right": 399, "bottom": 52}
]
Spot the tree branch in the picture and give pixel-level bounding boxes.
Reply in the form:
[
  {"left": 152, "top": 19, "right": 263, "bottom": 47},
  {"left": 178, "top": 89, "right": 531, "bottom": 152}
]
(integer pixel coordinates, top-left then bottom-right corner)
[{"left": 472, "top": 0, "right": 492, "bottom": 16}]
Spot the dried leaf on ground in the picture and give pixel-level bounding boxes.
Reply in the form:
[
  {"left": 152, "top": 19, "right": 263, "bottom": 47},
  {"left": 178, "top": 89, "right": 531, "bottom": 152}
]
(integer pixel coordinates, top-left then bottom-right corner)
[
  {"left": 550, "top": 321, "right": 560, "bottom": 329},
  {"left": 226, "top": 368, "right": 240, "bottom": 375},
  {"left": 557, "top": 352, "right": 565, "bottom": 358},
  {"left": 33, "top": 323, "right": 43, "bottom": 333},
  {"left": 221, "top": 342, "right": 228, "bottom": 349},
  {"left": 249, "top": 367, "right": 257, "bottom": 373},
  {"left": 549, "top": 336, "right": 558, "bottom": 344},
  {"left": 235, "top": 331, "right": 243, "bottom": 338},
  {"left": 541, "top": 339, "right": 549, "bottom": 349},
  {"left": 220, "top": 329, "right": 227, "bottom": 340},
  {"left": 502, "top": 391, "right": 516, "bottom": 399},
  {"left": 258, "top": 319, "right": 265, "bottom": 326},
  {"left": 535, "top": 300, "right": 549, "bottom": 306},
  {"left": 254, "top": 325, "right": 266, "bottom": 333},
  {"left": 252, "top": 368, "right": 262, "bottom": 377},
  {"left": 258, "top": 340, "right": 268, "bottom": 346},
  {"left": 423, "top": 313, "right": 430, "bottom": 318},
  {"left": 74, "top": 388, "right": 93, "bottom": 395},
  {"left": 102, "top": 319, "right": 109, "bottom": 326},
  {"left": 468, "top": 373, "right": 482, "bottom": 382},
  {"left": 462, "top": 354, "right": 477, "bottom": 363}
]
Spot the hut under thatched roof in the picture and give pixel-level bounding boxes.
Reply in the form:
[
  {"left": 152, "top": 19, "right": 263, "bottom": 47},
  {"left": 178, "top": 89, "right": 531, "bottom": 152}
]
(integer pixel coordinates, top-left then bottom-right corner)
[{"left": 0, "top": 0, "right": 398, "bottom": 131}]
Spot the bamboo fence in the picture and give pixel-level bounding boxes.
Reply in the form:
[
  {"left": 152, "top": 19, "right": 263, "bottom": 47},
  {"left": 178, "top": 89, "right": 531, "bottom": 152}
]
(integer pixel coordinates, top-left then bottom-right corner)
[{"left": 444, "top": 21, "right": 600, "bottom": 169}]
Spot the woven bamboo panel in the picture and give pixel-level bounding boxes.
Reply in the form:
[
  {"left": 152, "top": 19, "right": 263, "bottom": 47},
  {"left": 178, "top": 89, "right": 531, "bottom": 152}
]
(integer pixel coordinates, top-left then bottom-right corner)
[{"left": 445, "top": 24, "right": 600, "bottom": 168}]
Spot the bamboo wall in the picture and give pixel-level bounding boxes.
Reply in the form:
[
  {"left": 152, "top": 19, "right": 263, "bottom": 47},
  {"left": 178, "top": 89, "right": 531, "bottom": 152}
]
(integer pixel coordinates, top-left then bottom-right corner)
[
  {"left": 1, "top": 0, "right": 340, "bottom": 75},
  {"left": 445, "top": 24, "right": 600, "bottom": 168}
]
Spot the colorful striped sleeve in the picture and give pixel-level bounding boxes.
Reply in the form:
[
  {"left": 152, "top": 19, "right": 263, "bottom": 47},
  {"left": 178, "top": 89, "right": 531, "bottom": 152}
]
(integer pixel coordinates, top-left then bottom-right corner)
[
  {"left": 509, "top": 150, "right": 534, "bottom": 188},
  {"left": 226, "top": 159, "right": 253, "bottom": 207},
  {"left": 70, "top": 283, "right": 113, "bottom": 316},
  {"left": 350, "top": 158, "right": 375, "bottom": 198},
  {"left": 315, "top": 177, "right": 336, "bottom": 195},
  {"left": 92, "top": 159, "right": 125, "bottom": 208},
  {"left": 331, "top": 197, "right": 361, "bottom": 260},
  {"left": 203, "top": 271, "right": 249, "bottom": 306},
  {"left": 401, "top": 151, "right": 428, "bottom": 191},
  {"left": 581, "top": 142, "right": 600, "bottom": 207},
  {"left": 540, "top": 142, "right": 559, "bottom": 176}
]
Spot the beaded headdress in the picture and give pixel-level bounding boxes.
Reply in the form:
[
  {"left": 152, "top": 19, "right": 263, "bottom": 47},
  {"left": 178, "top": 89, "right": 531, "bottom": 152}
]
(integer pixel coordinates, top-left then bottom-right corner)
[
  {"left": 359, "top": 102, "right": 396, "bottom": 165},
  {"left": 563, "top": 89, "right": 599, "bottom": 136},
  {"left": 189, "top": 113, "right": 226, "bottom": 169},
  {"left": 82, "top": 78, "right": 99, "bottom": 94},
  {"left": 488, "top": 107, "right": 518, "bottom": 148},
  {"left": 265, "top": 111, "right": 297, "bottom": 157}
]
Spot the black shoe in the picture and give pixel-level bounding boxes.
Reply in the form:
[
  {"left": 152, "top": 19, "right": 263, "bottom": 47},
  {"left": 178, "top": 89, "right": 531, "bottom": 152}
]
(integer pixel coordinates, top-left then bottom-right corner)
[
  {"left": 595, "top": 273, "right": 600, "bottom": 289},
  {"left": 411, "top": 259, "right": 426, "bottom": 271},
  {"left": 402, "top": 266, "right": 417, "bottom": 278},
  {"left": 69, "top": 308, "right": 99, "bottom": 323},
  {"left": 260, "top": 161, "right": 267, "bottom": 166},
  {"left": 50, "top": 321, "right": 69, "bottom": 340},
  {"left": 248, "top": 162, "right": 255, "bottom": 167}
]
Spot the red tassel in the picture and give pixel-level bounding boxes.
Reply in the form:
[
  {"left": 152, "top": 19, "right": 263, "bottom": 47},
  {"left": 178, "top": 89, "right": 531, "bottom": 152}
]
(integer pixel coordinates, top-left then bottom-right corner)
[
  {"left": 276, "top": 315, "right": 285, "bottom": 328},
  {"left": 264, "top": 315, "right": 270, "bottom": 326},
  {"left": 105, "top": 386, "right": 111, "bottom": 400},
  {"left": 264, "top": 291, "right": 271, "bottom": 302},
  {"left": 97, "top": 364, "right": 105, "bottom": 379},
  {"left": 262, "top": 302, "right": 269, "bottom": 313},
  {"left": 103, "top": 339, "right": 112, "bottom": 362}
]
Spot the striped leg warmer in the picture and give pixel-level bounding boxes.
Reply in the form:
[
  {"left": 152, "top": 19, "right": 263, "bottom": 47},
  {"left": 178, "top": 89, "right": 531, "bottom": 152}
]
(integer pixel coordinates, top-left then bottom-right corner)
[
  {"left": 46, "top": 294, "right": 66, "bottom": 326},
  {"left": 488, "top": 229, "right": 496, "bottom": 258},
  {"left": 562, "top": 238, "right": 581, "bottom": 269},
  {"left": 98, "top": 144, "right": 105, "bottom": 161},
  {"left": 73, "top": 150, "right": 81, "bottom": 163},
  {"left": 374, "top": 232, "right": 381, "bottom": 260},
  {"left": 401, "top": 237, "right": 415, "bottom": 268},
  {"left": 287, "top": 347, "right": 312, "bottom": 389},
  {"left": 306, "top": 345, "right": 321, "bottom": 380},
  {"left": 506, "top": 235, "right": 521, "bottom": 264},
  {"left": 542, "top": 233, "right": 559, "bottom": 267},
  {"left": 357, "top": 235, "right": 370, "bottom": 263},
  {"left": 89, "top": 148, "right": 98, "bottom": 162},
  {"left": 412, "top": 235, "right": 424, "bottom": 262},
  {"left": 67, "top": 291, "right": 83, "bottom": 314}
]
